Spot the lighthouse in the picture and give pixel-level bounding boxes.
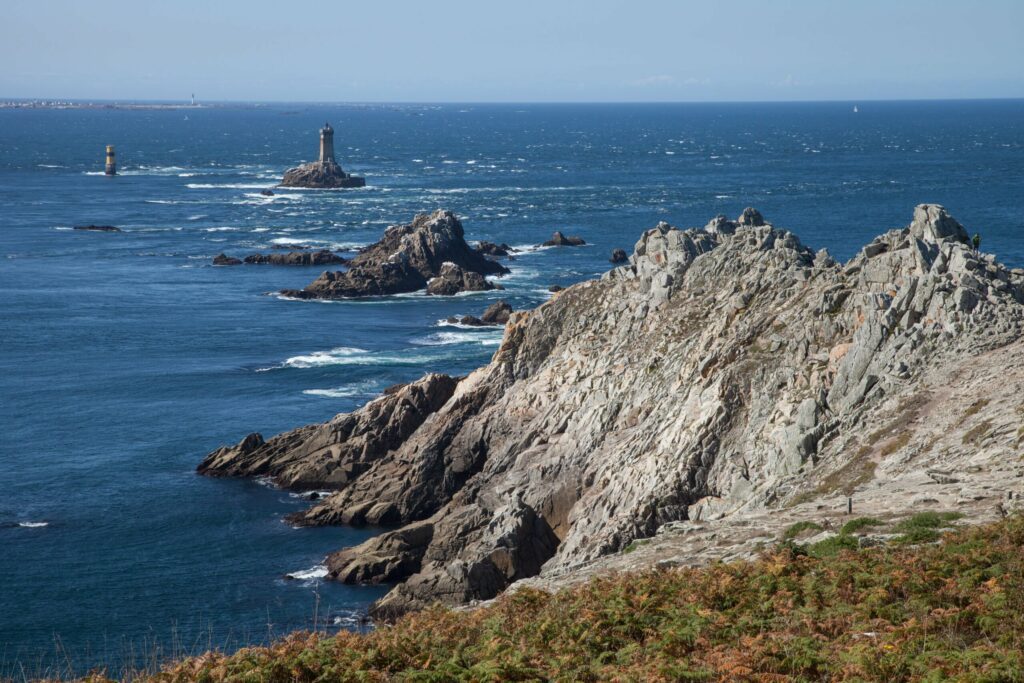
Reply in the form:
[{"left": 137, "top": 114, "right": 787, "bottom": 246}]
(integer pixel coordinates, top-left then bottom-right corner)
[
  {"left": 104, "top": 145, "right": 117, "bottom": 176},
  {"left": 280, "top": 122, "right": 365, "bottom": 188},
  {"left": 319, "top": 122, "right": 335, "bottom": 163}
]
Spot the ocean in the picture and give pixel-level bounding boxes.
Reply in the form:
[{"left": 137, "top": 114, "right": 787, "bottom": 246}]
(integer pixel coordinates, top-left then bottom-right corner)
[{"left": 1, "top": 100, "right": 1022, "bottom": 676}]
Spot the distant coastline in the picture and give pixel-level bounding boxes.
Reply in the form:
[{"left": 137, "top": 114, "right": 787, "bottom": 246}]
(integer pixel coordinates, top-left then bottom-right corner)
[{"left": 0, "top": 99, "right": 212, "bottom": 110}]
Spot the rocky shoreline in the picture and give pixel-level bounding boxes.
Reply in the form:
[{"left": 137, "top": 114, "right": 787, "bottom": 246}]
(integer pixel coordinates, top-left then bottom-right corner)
[{"left": 201, "top": 204, "right": 1024, "bottom": 619}]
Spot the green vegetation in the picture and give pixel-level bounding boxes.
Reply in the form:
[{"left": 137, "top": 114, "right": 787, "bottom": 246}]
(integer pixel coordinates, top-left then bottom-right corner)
[
  {"left": 66, "top": 515, "right": 1024, "bottom": 682},
  {"left": 622, "top": 538, "right": 649, "bottom": 554},
  {"left": 782, "top": 520, "right": 823, "bottom": 539},
  {"left": 839, "top": 516, "right": 883, "bottom": 535},
  {"left": 805, "top": 533, "right": 860, "bottom": 558},
  {"left": 892, "top": 511, "right": 964, "bottom": 545}
]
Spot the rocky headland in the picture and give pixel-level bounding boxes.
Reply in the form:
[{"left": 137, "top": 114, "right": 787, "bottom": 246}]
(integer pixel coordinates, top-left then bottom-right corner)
[
  {"left": 202, "top": 204, "right": 1024, "bottom": 619},
  {"left": 279, "top": 210, "right": 509, "bottom": 299}
]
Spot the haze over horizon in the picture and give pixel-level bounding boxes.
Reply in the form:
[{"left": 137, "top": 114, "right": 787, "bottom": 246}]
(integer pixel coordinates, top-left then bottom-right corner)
[{"left": 2, "top": 0, "right": 1023, "bottom": 103}]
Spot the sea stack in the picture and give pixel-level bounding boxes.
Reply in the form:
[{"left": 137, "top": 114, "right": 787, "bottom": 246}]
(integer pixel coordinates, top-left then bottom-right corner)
[
  {"left": 104, "top": 145, "right": 116, "bottom": 176},
  {"left": 280, "top": 122, "right": 365, "bottom": 189}
]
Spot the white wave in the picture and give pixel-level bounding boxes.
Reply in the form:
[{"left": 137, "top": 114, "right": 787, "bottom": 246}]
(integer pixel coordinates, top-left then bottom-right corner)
[
  {"left": 145, "top": 199, "right": 180, "bottom": 205},
  {"left": 18, "top": 521, "right": 48, "bottom": 528},
  {"left": 243, "top": 192, "right": 305, "bottom": 201},
  {"left": 37, "top": 164, "right": 64, "bottom": 168},
  {"left": 83, "top": 171, "right": 106, "bottom": 176},
  {"left": 302, "top": 379, "right": 379, "bottom": 398},
  {"left": 303, "top": 387, "right": 360, "bottom": 398},
  {"left": 187, "top": 183, "right": 276, "bottom": 190},
  {"left": 252, "top": 227, "right": 270, "bottom": 232},
  {"left": 288, "top": 490, "right": 335, "bottom": 499},
  {"left": 286, "top": 564, "right": 328, "bottom": 581},
  {"left": 508, "top": 244, "right": 554, "bottom": 253},
  {"left": 54, "top": 227, "right": 72, "bottom": 231},
  {"left": 204, "top": 227, "right": 240, "bottom": 232},
  {"left": 283, "top": 346, "right": 369, "bottom": 368},
  {"left": 414, "top": 330, "right": 503, "bottom": 346},
  {"left": 270, "top": 237, "right": 311, "bottom": 246},
  {"left": 262, "top": 344, "right": 454, "bottom": 371},
  {"left": 187, "top": 214, "right": 207, "bottom": 221},
  {"left": 178, "top": 172, "right": 198, "bottom": 177},
  {"left": 715, "top": 194, "right": 732, "bottom": 199}
]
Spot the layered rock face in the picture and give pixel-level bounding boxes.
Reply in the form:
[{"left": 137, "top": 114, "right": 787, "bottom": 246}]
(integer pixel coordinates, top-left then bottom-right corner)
[
  {"left": 280, "top": 160, "right": 365, "bottom": 189},
  {"left": 280, "top": 210, "right": 509, "bottom": 299},
  {"left": 203, "top": 204, "right": 1024, "bottom": 618}
]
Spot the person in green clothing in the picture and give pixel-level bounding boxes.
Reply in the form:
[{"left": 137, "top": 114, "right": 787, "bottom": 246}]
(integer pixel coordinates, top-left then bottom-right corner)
[{"left": 972, "top": 233, "right": 981, "bottom": 251}]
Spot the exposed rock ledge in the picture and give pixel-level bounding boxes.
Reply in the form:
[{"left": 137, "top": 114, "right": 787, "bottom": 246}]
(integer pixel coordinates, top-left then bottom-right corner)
[
  {"left": 201, "top": 204, "right": 1024, "bottom": 619},
  {"left": 280, "top": 210, "right": 509, "bottom": 299},
  {"left": 280, "top": 160, "right": 365, "bottom": 188}
]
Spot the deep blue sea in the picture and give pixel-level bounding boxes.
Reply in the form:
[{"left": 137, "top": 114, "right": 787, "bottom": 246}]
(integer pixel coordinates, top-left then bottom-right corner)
[{"left": 1, "top": 100, "right": 1022, "bottom": 676}]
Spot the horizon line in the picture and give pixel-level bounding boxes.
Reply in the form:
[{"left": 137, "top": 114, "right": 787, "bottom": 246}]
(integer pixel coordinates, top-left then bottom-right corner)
[{"left": 2, "top": 95, "right": 1024, "bottom": 107}]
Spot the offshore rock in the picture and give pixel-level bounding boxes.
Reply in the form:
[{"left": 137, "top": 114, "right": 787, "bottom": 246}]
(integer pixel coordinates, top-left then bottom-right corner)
[
  {"left": 280, "top": 160, "right": 365, "bottom": 189},
  {"left": 205, "top": 204, "right": 1024, "bottom": 618},
  {"left": 543, "top": 231, "right": 586, "bottom": 247},
  {"left": 279, "top": 210, "right": 509, "bottom": 299},
  {"left": 475, "top": 241, "right": 514, "bottom": 258},
  {"left": 610, "top": 248, "right": 628, "bottom": 264},
  {"left": 480, "top": 300, "right": 513, "bottom": 324},
  {"left": 242, "top": 250, "right": 348, "bottom": 266},
  {"left": 212, "top": 253, "right": 242, "bottom": 266},
  {"left": 426, "top": 263, "right": 501, "bottom": 296}
]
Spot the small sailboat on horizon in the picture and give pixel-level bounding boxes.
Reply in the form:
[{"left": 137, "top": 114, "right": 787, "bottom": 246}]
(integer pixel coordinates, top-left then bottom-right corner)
[{"left": 853, "top": 105, "right": 859, "bottom": 113}]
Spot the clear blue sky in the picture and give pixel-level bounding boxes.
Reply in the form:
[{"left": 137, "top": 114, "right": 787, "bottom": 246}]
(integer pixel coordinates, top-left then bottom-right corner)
[{"left": 2, "top": 0, "right": 1022, "bottom": 102}]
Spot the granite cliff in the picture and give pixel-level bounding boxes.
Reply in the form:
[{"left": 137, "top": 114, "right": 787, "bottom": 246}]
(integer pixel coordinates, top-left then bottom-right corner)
[{"left": 202, "top": 205, "right": 1024, "bottom": 617}]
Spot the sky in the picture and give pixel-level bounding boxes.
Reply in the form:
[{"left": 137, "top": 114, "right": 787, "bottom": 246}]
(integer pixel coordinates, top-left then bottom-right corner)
[{"left": 2, "top": 0, "right": 1022, "bottom": 103}]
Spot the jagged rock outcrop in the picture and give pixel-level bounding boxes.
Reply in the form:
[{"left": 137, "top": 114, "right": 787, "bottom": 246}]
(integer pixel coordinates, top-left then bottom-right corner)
[
  {"left": 480, "top": 300, "right": 513, "bottom": 324},
  {"left": 609, "top": 248, "right": 628, "bottom": 264},
  {"left": 446, "top": 300, "right": 514, "bottom": 327},
  {"left": 280, "top": 211, "right": 509, "bottom": 299},
  {"left": 475, "top": 241, "right": 514, "bottom": 258},
  {"left": 203, "top": 204, "right": 1024, "bottom": 618},
  {"left": 280, "top": 161, "right": 365, "bottom": 189},
  {"left": 243, "top": 250, "right": 347, "bottom": 266},
  {"left": 214, "top": 251, "right": 346, "bottom": 266},
  {"left": 198, "top": 374, "right": 458, "bottom": 491},
  {"left": 213, "top": 253, "right": 242, "bottom": 266},
  {"left": 426, "top": 263, "right": 501, "bottom": 296},
  {"left": 542, "top": 231, "right": 586, "bottom": 247}
]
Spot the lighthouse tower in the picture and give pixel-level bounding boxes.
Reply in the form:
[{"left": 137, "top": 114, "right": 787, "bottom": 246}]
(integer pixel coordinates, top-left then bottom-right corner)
[
  {"left": 319, "top": 123, "right": 336, "bottom": 164},
  {"left": 104, "top": 145, "right": 117, "bottom": 176}
]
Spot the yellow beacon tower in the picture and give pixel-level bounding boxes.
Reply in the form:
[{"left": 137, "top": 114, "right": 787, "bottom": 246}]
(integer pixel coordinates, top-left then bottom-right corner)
[{"left": 105, "top": 145, "right": 117, "bottom": 176}]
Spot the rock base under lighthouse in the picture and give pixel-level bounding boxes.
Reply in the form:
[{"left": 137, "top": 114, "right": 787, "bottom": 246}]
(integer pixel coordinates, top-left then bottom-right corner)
[{"left": 280, "top": 160, "right": 365, "bottom": 189}]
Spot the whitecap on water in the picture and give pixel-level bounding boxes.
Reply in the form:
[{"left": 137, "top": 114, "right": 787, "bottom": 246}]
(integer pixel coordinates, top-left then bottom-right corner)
[
  {"left": 18, "top": 521, "right": 48, "bottom": 528},
  {"left": 414, "top": 331, "right": 503, "bottom": 347},
  {"left": 285, "top": 564, "right": 328, "bottom": 582},
  {"left": 302, "top": 379, "right": 380, "bottom": 398},
  {"left": 187, "top": 183, "right": 276, "bottom": 190}
]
